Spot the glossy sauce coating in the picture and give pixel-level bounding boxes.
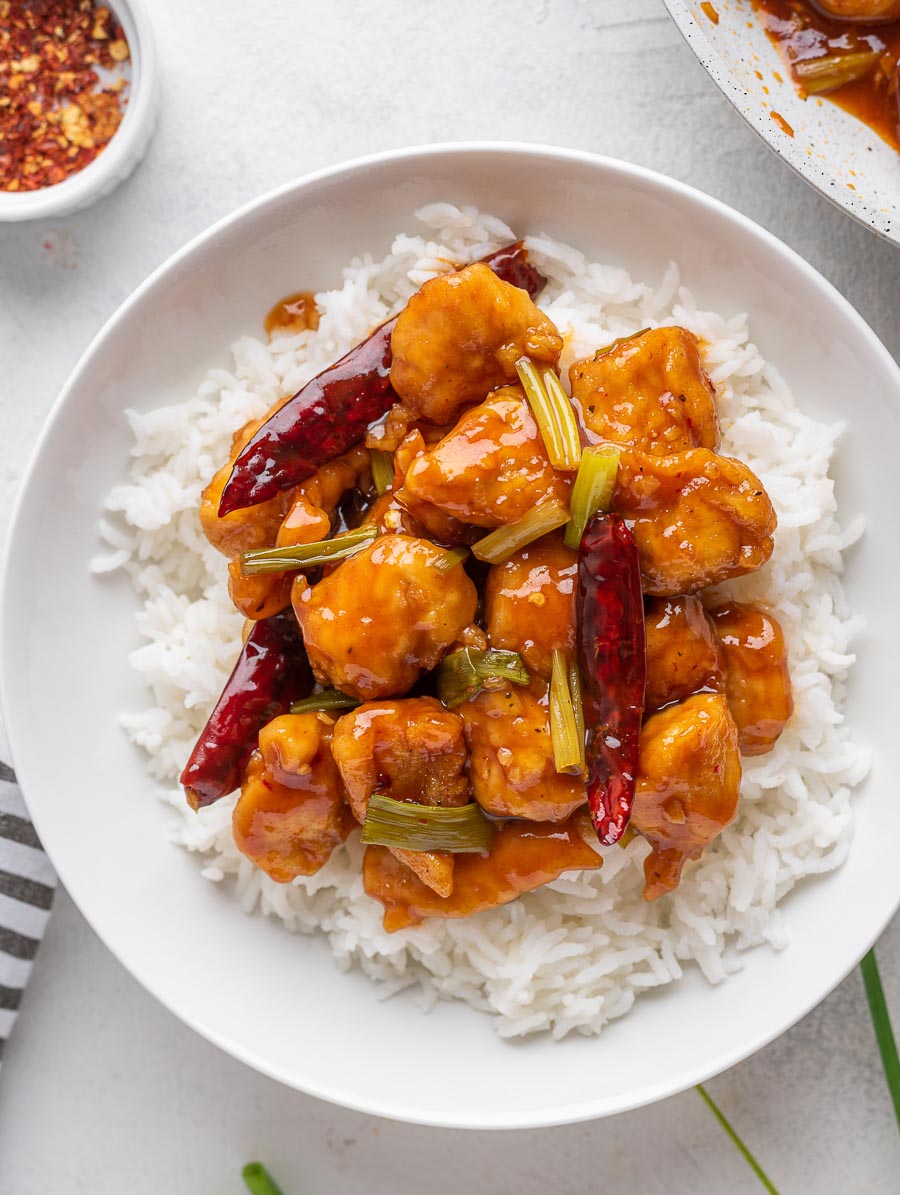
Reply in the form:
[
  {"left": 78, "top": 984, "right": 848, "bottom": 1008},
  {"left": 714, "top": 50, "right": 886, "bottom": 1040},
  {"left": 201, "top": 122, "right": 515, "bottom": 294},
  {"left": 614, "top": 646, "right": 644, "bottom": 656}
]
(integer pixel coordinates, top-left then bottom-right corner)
[
  {"left": 461, "top": 683, "right": 587, "bottom": 822},
  {"left": 708, "top": 600, "right": 794, "bottom": 755},
  {"left": 398, "top": 387, "right": 572, "bottom": 530},
  {"left": 363, "top": 813, "right": 601, "bottom": 932},
  {"left": 232, "top": 714, "right": 354, "bottom": 882},
  {"left": 293, "top": 535, "right": 478, "bottom": 700},
  {"left": 752, "top": 0, "right": 900, "bottom": 151},
  {"left": 485, "top": 532, "right": 577, "bottom": 678},
  {"left": 631, "top": 692, "right": 742, "bottom": 900},
  {"left": 390, "top": 264, "right": 563, "bottom": 424},
  {"left": 264, "top": 291, "right": 320, "bottom": 337},
  {"left": 644, "top": 596, "right": 724, "bottom": 713},
  {"left": 613, "top": 446, "right": 777, "bottom": 595},
  {"left": 569, "top": 327, "right": 720, "bottom": 456}
]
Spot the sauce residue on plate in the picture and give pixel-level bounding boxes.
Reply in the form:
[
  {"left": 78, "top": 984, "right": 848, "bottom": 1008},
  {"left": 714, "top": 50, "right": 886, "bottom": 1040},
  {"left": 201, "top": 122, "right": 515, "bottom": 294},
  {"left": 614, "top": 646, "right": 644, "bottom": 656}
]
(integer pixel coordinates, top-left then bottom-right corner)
[
  {"left": 770, "top": 108, "right": 796, "bottom": 133},
  {"left": 265, "top": 291, "right": 320, "bottom": 337},
  {"left": 701, "top": 1, "right": 720, "bottom": 23},
  {"left": 750, "top": 0, "right": 900, "bottom": 152}
]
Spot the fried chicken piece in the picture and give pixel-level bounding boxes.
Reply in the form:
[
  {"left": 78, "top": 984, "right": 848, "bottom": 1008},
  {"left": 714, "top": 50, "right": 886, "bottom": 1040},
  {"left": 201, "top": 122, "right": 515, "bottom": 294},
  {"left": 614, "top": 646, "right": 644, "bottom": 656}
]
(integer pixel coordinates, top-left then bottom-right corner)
[
  {"left": 631, "top": 692, "right": 741, "bottom": 900},
  {"left": 708, "top": 601, "right": 793, "bottom": 756},
  {"left": 396, "top": 386, "right": 571, "bottom": 529},
  {"left": 293, "top": 535, "right": 477, "bottom": 700},
  {"left": 363, "top": 812, "right": 601, "bottom": 931},
  {"left": 613, "top": 446, "right": 776, "bottom": 596},
  {"left": 485, "top": 533, "right": 576, "bottom": 678},
  {"left": 644, "top": 595, "right": 724, "bottom": 713},
  {"left": 232, "top": 713, "right": 353, "bottom": 882},
  {"left": 570, "top": 327, "right": 719, "bottom": 456},
  {"left": 332, "top": 698, "right": 469, "bottom": 897},
  {"left": 461, "top": 683, "right": 586, "bottom": 822},
  {"left": 390, "top": 263, "right": 563, "bottom": 424}
]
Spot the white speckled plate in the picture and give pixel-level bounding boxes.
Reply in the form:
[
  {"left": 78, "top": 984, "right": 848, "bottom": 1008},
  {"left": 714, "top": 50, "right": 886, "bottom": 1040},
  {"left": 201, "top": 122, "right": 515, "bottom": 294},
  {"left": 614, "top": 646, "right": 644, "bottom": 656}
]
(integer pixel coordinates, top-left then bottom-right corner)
[{"left": 663, "top": 0, "right": 898, "bottom": 246}]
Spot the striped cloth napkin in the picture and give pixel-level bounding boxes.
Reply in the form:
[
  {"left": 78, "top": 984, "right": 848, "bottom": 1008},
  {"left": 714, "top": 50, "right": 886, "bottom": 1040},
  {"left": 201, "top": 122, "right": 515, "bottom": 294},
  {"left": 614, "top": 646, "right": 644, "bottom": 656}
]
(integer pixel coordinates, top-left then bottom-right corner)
[{"left": 0, "top": 760, "right": 56, "bottom": 1062}]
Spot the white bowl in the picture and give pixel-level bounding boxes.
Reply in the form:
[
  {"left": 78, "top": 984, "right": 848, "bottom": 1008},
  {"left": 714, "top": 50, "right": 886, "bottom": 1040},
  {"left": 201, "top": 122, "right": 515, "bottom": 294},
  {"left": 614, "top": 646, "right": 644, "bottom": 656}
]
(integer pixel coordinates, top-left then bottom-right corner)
[
  {"left": 662, "top": 0, "right": 899, "bottom": 247},
  {"left": 0, "top": 0, "right": 158, "bottom": 222},
  {"left": 2, "top": 144, "right": 899, "bottom": 1128}
]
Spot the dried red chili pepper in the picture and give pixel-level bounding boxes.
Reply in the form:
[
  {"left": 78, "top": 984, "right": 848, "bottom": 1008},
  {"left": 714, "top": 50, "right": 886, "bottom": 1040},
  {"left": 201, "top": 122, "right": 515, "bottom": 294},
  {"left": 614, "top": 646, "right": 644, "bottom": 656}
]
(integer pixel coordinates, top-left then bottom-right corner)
[
  {"left": 217, "top": 243, "right": 547, "bottom": 516},
  {"left": 577, "top": 512, "right": 647, "bottom": 845},
  {"left": 181, "top": 611, "right": 313, "bottom": 810}
]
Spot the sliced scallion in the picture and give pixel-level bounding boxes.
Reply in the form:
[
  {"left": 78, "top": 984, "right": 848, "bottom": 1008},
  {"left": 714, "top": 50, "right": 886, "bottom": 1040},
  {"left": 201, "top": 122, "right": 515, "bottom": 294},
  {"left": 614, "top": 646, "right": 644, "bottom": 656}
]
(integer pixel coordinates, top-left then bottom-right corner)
[
  {"left": 434, "top": 546, "right": 470, "bottom": 573},
  {"left": 794, "top": 49, "right": 880, "bottom": 96},
  {"left": 471, "top": 500, "right": 570, "bottom": 565},
  {"left": 437, "top": 647, "right": 530, "bottom": 709},
  {"left": 370, "top": 448, "right": 395, "bottom": 496},
  {"left": 290, "top": 689, "right": 360, "bottom": 715},
  {"left": 550, "top": 649, "right": 584, "bottom": 776},
  {"left": 361, "top": 793, "right": 494, "bottom": 853},
  {"left": 242, "top": 1163, "right": 286, "bottom": 1195},
  {"left": 563, "top": 445, "right": 620, "bottom": 550},
  {"left": 515, "top": 357, "right": 580, "bottom": 471},
  {"left": 568, "top": 656, "right": 586, "bottom": 769},
  {"left": 240, "top": 525, "right": 377, "bottom": 575},
  {"left": 542, "top": 369, "right": 582, "bottom": 470}
]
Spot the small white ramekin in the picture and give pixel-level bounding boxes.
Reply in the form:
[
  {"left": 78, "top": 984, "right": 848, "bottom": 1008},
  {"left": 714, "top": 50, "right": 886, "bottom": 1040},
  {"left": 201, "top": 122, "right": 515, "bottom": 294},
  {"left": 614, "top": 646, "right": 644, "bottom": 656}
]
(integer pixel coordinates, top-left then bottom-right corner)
[{"left": 0, "top": 0, "right": 158, "bottom": 222}]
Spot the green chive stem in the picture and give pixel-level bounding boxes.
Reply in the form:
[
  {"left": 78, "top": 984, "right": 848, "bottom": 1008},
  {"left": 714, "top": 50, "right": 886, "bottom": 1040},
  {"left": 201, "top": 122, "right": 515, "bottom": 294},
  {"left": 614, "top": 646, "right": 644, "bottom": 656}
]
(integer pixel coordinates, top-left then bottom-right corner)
[
  {"left": 435, "top": 546, "right": 470, "bottom": 573},
  {"left": 370, "top": 449, "right": 395, "bottom": 496},
  {"left": 290, "top": 689, "right": 361, "bottom": 715},
  {"left": 564, "top": 445, "right": 620, "bottom": 550},
  {"left": 861, "top": 947, "right": 900, "bottom": 1136},
  {"left": 549, "top": 650, "right": 584, "bottom": 776},
  {"left": 361, "top": 793, "right": 494, "bottom": 853},
  {"left": 437, "top": 647, "right": 530, "bottom": 709},
  {"left": 568, "top": 656, "right": 586, "bottom": 770},
  {"left": 472, "top": 501, "right": 570, "bottom": 565},
  {"left": 242, "top": 1162, "right": 286, "bottom": 1195},
  {"left": 695, "top": 1086, "right": 781, "bottom": 1195},
  {"left": 515, "top": 357, "right": 580, "bottom": 471},
  {"left": 241, "top": 526, "right": 376, "bottom": 575}
]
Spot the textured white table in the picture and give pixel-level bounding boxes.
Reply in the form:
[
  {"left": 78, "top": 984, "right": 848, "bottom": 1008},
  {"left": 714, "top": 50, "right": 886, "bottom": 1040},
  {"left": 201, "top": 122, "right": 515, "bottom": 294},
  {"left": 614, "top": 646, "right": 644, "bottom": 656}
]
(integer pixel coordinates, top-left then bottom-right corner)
[{"left": 2, "top": 1, "right": 900, "bottom": 1190}]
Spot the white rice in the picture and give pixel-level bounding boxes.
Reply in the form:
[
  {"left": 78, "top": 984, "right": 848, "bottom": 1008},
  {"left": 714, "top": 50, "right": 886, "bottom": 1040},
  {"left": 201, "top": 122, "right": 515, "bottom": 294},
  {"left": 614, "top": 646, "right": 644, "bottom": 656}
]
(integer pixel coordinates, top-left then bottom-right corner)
[{"left": 94, "top": 205, "right": 869, "bottom": 1039}]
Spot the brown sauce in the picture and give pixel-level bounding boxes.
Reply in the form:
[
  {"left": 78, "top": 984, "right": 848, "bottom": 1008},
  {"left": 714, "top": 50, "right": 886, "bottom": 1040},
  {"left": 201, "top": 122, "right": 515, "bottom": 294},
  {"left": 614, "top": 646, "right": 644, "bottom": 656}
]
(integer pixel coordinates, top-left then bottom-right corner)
[
  {"left": 751, "top": 0, "right": 900, "bottom": 151},
  {"left": 264, "top": 291, "right": 320, "bottom": 337}
]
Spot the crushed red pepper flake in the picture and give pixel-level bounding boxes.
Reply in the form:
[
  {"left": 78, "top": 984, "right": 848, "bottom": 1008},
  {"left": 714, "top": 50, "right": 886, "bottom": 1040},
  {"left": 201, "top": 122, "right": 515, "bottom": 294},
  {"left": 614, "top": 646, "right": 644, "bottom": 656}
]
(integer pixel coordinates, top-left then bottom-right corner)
[{"left": 0, "top": 0, "right": 130, "bottom": 192}]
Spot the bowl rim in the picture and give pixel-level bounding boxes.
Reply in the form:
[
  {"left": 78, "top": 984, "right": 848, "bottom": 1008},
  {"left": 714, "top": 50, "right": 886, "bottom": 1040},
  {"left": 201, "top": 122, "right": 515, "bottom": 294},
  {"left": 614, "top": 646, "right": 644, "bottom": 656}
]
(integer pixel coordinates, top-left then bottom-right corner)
[
  {"left": 3, "top": 141, "right": 900, "bottom": 1128},
  {"left": 0, "top": 0, "right": 158, "bottom": 221},
  {"left": 660, "top": 0, "right": 898, "bottom": 248}
]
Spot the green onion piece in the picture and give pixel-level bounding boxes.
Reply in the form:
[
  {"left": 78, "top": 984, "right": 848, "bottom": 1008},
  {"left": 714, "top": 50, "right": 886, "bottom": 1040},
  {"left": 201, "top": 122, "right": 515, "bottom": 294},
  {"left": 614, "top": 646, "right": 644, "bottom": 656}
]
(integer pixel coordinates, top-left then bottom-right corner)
[
  {"left": 361, "top": 792, "right": 495, "bottom": 853},
  {"left": 242, "top": 1162, "right": 286, "bottom": 1195},
  {"left": 370, "top": 448, "right": 395, "bottom": 496},
  {"left": 568, "top": 656, "right": 586, "bottom": 772},
  {"left": 542, "top": 369, "right": 582, "bottom": 470},
  {"left": 564, "top": 445, "right": 620, "bottom": 550},
  {"left": 861, "top": 948, "right": 900, "bottom": 1136},
  {"left": 472, "top": 500, "right": 570, "bottom": 565},
  {"left": 695, "top": 1086, "right": 782, "bottom": 1195},
  {"left": 437, "top": 647, "right": 530, "bottom": 709},
  {"left": 794, "top": 49, "right": 880, "bottom": 96},
  {"left": 241, "top": 525, "right": 377, "bottom": 575},
  {"left": 550, "top": 649, "right": 584, "bottom": 776},
  {"left": 597, "top": 327, "right": 650, "bottom": 356},
  {"left": 290, "top": 689, "right": 360, "bottom": 714},
  {"left": 435, "top": 546, "right": 470, "bottom": 573},
  {"left": 515, "top": 357, "right": 580, "bottom": 471}
]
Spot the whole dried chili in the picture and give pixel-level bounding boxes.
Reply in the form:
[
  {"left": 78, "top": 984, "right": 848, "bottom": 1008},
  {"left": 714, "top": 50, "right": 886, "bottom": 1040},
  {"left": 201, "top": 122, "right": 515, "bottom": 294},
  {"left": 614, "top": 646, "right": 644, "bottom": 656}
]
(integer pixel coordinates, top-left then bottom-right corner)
[
  {"left": 217, "top": 242, "right": 547, "bottom": 516},
  {"left": 577, "top": 512, "right": 647, "bottom": 846},
  {"left": 0, "top": 1, "right": 129, "bottom": 192},
  {"left": 181, "top": 611, "right": 314, "bottom": 810}
]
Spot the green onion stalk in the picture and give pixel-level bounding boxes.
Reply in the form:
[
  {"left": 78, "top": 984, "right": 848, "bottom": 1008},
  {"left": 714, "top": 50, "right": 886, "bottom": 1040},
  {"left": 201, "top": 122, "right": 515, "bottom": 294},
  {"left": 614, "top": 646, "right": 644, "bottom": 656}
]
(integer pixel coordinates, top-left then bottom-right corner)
[
  {"left": 437, "top": 647, "right": 530, "bottom": 709},
  {"left": 240, "top": 525, "right": 376, "bottom": 576},
  {"left": 515, "top": 357, "right": 581, "bottom": 471},
  {"left": 564, "top": 445, "right": 620, "bottom": 550},
  {"left": 361, "top": 792, "right": 494, "bottom": 853},
  {"left": 472, "top": 501, "right": 570, "bottom": 565}
]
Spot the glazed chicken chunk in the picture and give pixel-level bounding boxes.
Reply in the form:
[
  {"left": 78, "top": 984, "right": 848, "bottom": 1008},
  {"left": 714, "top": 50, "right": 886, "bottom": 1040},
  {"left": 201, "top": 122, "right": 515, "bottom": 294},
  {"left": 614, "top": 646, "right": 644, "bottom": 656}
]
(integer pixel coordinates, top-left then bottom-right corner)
[
  {"left": 462, "top": 684, "right": 586, "bottom": 822},
  {"left": 363, "top": 813, "right": 601, "bottom": 931},
  {"left": 811, "top": 0, "right": 900, "bottom": 19},
  {"left": 631, "top": 692, "right": 742, "bottom": 900},
  {"left": 390, "top": 263, "right": 563, "bottom": 424},
  {"left": 613, "top": 446, "right": 776, "bottom": 595},
  {"left": 708, "top": 601, "right": 793, "bottom": 756},
  {"left": 485, "top": 533, "right": 577, "bottom": 678},
  {"left": 569, "top": 327, "right": 719, "bottom": 456},
  {"left": 232, "top": 713, "right": 353, "bottom": 882},
  {"left": 396, "top": 386, "right": 571, "bottom": 529},
  {"left": 332, "top": 698, "right": 469, "bottom": 897},
  {"left": 293, "top": 534, "right": 477, "bottom": 701},
  {"left": 644, "top": 596, "right": 724, "bottom": 714}
]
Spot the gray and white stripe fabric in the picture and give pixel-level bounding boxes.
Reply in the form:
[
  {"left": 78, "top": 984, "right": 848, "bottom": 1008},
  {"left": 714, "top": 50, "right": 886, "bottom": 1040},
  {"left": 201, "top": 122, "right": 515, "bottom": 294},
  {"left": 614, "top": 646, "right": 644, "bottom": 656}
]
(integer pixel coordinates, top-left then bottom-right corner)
[{"left": 0, "top": 761, "right": 56, "bottom": 1061}]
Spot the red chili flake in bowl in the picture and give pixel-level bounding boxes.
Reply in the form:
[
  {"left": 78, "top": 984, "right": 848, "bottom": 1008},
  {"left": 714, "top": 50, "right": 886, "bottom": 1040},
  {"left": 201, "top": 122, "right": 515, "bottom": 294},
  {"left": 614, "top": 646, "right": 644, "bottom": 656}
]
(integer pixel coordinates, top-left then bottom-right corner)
[{"left": 0, "top": 1, "right": 130, "bottom": 192}]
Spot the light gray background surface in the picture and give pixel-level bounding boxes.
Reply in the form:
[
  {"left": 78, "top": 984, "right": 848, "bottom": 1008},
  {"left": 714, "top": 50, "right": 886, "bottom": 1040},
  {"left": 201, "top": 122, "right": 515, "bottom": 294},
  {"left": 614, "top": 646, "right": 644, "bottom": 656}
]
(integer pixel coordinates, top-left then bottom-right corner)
[{"left": 1, "top": 1, "right": 899, "bottom": 1191}]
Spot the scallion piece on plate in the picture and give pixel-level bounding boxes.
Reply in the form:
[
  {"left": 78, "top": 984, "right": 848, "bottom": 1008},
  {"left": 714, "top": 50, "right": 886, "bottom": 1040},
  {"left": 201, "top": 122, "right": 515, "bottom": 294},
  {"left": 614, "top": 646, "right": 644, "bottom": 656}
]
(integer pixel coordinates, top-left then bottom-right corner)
[
  {"left": 563, "top": 445, "right": 620, "bottom": 550},
  {"left": 370, "top": 448, "right": 395, "bottom": 496},
  {"left": 242, "top": 1162, "right": 286, "bottom": 1195},
  {"left": 434, "top": 545, "right": 470, "bottom": 573},
  {"left": 515, "top": 357, "right": 580, "bottom": 471},
  {"left": 550, "top": 649, "right": 585, "bottom": 776},
  {"left": 361, "top": 792, "right": 495, "bottom": 853},
  {"left": 437, "top": 647, "right": 530, "bottom": 709},
  {"left": 290, "top": 689, "right": 360, "bottom": 714},
  {"left": 471, "top": 500, "right": 570, "bottom": 565},
  {"left": 240, "top": 525, "right": 377, "bottom": 575},
  {"left": 568, "top": 656, "right": 586, "bottom": 753},
  {"left": 794, "top": 49, "right": 880, "bottom": 96}
]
